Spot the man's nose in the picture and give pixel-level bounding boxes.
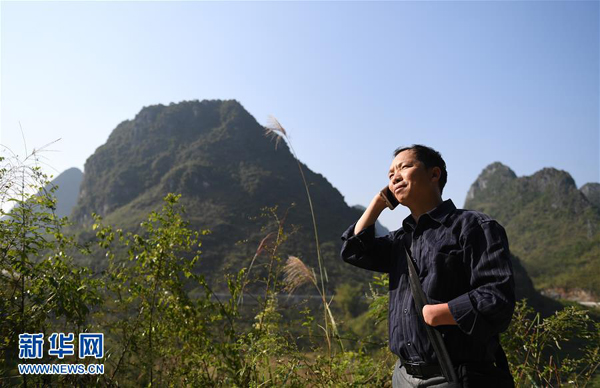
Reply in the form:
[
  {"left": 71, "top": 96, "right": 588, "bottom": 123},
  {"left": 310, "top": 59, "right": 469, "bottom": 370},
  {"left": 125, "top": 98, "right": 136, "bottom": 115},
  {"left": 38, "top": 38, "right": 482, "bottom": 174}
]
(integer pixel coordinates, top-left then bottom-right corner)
[{"left": 392, "top": 172, "right": 402, "bottom": 183}]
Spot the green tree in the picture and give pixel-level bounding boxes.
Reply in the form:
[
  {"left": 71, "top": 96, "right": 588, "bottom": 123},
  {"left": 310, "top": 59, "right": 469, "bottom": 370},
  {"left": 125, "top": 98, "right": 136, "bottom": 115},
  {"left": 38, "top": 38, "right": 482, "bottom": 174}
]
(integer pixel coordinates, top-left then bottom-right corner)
[{"left": 0, "top": 153, "right": 100, "bottom": 386}]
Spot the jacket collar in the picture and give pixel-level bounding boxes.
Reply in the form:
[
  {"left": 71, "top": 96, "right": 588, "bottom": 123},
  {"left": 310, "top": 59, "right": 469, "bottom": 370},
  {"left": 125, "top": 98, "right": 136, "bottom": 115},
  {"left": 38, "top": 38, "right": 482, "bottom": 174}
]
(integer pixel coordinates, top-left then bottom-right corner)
[{"left": 402, "top": 199, "right": 456, "bottom": 233}]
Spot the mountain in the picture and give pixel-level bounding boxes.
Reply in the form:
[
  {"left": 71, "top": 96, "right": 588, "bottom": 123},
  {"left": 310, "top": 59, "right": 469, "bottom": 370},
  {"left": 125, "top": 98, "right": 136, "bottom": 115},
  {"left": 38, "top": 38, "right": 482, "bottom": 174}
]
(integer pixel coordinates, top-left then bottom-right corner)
[
  {"left": 510, "top": 254, "right": 561, "bottom": 316},
  {"left": 465, "top": 162, "right": 600, "bottom": 299},
  {"left": 352, "top": 205, "right": 390, "bottom": 236},
  {"left": 47, "top": 167, "right": 83, "bottom": 218},
  {"left": 70, "top": 100, "right": 369, "bottom": 292},
  {"left": 0, "top": 167, "right": 82, "bottom": 221}
]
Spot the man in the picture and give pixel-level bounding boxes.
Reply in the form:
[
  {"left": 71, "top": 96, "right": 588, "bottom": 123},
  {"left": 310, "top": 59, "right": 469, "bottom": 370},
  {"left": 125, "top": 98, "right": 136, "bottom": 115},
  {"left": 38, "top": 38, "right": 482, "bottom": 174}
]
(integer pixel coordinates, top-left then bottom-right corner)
[{"left": 340, "top": 145, "right": 515, "bottom": 387}]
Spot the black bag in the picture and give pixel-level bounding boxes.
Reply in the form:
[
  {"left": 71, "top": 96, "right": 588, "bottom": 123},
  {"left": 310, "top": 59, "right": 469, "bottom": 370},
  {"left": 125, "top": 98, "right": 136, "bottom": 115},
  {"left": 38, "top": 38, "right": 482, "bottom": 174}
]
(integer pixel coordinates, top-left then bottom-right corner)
[
  {"left": 457, "top": 340, "right": 514, "bottom": 387},
  {"left": 458, "top": 363, "right": 514, "bottom": 388}
]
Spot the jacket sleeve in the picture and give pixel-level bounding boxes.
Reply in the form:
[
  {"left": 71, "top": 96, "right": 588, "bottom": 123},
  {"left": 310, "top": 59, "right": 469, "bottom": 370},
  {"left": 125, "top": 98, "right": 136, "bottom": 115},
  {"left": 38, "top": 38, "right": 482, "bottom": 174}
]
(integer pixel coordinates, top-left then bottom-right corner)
[
  {"left": 340, "top": 222, "right": 393, "bottom": 273},
  {"left": 447, "top": 220, "right": 516, "bottom": 344}
]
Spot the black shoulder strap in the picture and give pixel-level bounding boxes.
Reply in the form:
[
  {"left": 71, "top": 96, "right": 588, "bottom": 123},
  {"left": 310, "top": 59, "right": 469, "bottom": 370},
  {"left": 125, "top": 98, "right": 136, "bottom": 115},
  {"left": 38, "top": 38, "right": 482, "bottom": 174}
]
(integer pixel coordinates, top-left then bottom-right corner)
[
  {"left": 494, "top": 341, "right": 510, "bottom": 373},
  {"left": 401, "top": 232, "right": 458, "bottom": 383}
]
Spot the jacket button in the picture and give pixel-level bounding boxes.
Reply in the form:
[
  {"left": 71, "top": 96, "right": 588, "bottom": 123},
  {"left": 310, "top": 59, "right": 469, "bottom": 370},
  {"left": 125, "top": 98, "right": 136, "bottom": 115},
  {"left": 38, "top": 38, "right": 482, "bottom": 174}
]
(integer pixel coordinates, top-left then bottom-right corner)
[
  {"left": 403, "top": 309, "right": 408, "bottom": 314},
  {"left": 407, "top": 342, "right": 411, "bottom": 346}
]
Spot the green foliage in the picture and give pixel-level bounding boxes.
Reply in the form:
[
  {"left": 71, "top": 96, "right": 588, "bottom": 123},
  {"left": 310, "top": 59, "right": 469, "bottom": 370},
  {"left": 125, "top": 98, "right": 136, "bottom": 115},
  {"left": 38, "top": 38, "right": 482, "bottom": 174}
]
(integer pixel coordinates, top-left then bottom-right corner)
[
  {"left": 502, "top": 300, "right": 600, "bottom": 387},
  {"left": 334, "top": 283, "right": 367, "bottom": 320},
  {"left": 0, "top": 154, "right": 101, "bottom": 385},
  {"left": 93, "top": 193, "right": 224, "bottom": 385},
  {"left": 366, "top": 274, "right": 390, "bottom": 328}
]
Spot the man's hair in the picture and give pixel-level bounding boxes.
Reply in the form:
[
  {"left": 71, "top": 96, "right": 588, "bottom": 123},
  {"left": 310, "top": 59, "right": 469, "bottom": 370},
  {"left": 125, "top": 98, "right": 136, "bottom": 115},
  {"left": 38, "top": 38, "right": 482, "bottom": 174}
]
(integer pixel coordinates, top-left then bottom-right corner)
[{"left": 393, "top": 144, "right": 448, "bottom": 195}]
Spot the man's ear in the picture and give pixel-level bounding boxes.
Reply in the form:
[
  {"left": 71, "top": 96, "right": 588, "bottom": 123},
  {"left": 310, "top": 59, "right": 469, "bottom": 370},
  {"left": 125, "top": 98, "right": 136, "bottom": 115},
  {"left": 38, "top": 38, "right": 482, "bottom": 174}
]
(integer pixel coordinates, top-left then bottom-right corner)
[{"left": 430, "top": 167, "right": 441, "bottom": 183}]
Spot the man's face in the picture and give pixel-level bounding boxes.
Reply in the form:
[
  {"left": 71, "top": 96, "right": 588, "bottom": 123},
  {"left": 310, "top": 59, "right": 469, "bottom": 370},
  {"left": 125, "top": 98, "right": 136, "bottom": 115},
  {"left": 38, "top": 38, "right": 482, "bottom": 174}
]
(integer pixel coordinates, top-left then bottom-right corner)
[{"left": 388, "top": 150, "right": 439, "bottom": 207}]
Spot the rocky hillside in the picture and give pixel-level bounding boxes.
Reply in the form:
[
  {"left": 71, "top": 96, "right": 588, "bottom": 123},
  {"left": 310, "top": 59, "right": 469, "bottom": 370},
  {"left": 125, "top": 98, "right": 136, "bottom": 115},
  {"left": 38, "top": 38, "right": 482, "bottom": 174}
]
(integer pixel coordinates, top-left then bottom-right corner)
[
  {"left": 581, "top": 182, "right": 600, "bottom": 209},
  {"left": 70, "top": 100, "right": 368, "bottom": 292},
  {"left": 465, "top": 162, "right": 600, "bottom": 298}
]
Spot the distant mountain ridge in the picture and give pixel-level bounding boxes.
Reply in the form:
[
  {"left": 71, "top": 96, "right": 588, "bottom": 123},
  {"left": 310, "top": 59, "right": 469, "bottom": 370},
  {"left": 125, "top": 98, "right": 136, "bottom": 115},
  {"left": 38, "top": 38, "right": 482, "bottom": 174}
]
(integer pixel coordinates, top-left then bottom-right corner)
[
  {"left": 46, "top": 167, "right": 83, "bottom": 218},
  {"left": 465, "top": 162, "right": 600, "bottom": 298},
  {"left": 351, "top": 205, "right": 389, "bottom": 236}
]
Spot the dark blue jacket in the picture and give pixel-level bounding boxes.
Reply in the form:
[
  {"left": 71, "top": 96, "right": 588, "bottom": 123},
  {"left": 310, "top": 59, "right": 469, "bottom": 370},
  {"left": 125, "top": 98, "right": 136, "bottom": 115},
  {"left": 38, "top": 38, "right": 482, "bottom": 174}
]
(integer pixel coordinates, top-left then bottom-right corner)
[{"left": 341, "top": 199, "right": 515, "bottom": 365}]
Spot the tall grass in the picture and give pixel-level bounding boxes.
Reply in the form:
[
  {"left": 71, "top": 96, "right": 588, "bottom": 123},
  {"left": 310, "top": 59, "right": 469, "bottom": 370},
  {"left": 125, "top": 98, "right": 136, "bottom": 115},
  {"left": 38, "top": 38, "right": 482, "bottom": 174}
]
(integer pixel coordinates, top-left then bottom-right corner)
[
  {"left": 283, "top": 255, "right": 341, "bottom": 351},
  {"left": 265, "top": 116, "right": 339, "bottom": 353}
]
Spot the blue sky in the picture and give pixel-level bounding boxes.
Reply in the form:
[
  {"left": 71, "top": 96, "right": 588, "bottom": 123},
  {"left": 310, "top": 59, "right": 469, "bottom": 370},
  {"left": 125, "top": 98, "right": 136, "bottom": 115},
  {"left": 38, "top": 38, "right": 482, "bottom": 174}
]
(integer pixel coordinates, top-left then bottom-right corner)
[{"left": 1, "top": 1, "right": 598, "bottom": 230}]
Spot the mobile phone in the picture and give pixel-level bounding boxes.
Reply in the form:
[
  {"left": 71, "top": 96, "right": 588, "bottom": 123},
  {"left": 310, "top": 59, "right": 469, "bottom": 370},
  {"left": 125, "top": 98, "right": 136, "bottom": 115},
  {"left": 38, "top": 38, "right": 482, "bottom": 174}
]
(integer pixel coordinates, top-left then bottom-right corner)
[{"left": 380, "top": 185, "right": 400, "bottom": 210}]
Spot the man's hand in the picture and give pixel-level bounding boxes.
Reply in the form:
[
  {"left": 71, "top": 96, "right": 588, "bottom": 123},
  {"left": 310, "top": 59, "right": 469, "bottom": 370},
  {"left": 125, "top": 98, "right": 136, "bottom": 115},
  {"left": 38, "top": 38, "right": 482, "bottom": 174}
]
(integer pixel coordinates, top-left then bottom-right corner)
[
  {"left": 353, "top": 193, "right": 388, "bottom": 235},
  {"left": 422, "top": 303, "right": 457, "bottom": 326}
]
